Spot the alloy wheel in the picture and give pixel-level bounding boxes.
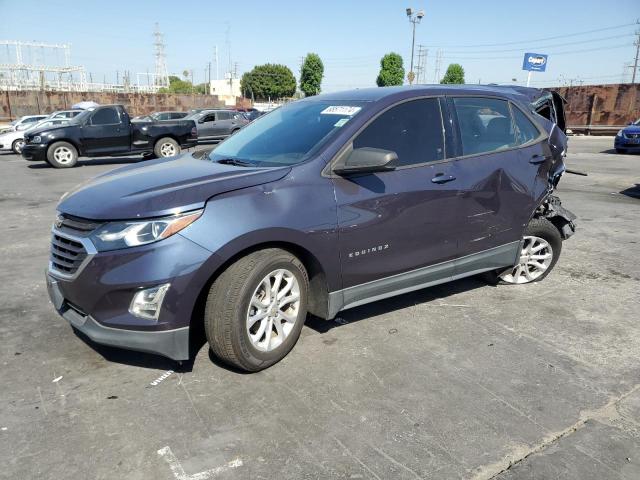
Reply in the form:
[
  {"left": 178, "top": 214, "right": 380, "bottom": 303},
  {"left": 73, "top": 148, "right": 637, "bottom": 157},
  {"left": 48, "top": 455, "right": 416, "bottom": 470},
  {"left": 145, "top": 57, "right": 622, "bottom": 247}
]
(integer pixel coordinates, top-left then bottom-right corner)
[
  {"left": 246, "top": 269, "right": 301, "bottom": 352},
  {"left": 159, "top": 142, "right": 176, "bottom": 157},
  {"left": 499, "top": 236, "right": 553, "bottom": 284},
  {"left": 53, "top": 146, "right": 74, "bottom": 164}
]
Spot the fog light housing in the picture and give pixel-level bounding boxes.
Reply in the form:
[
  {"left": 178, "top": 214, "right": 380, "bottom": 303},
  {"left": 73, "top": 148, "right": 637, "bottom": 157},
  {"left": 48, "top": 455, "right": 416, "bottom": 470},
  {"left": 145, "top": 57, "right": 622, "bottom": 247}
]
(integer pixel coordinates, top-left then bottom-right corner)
[{"left": 129, "top": 283, "right": 170, "bottom": 320}]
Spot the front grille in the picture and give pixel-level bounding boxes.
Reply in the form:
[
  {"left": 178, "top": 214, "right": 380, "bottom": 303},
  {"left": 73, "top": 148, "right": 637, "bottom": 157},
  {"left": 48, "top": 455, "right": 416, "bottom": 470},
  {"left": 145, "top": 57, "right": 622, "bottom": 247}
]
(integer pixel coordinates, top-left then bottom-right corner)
[
  {"left": 626, "top": 133, "right": 640, "bottom": 139},
  {"left": 50, "top": 234, "right": 87, "bottom": 275},
  {"left": 57, "top": 214, "right": 101, "bottom": 234}
]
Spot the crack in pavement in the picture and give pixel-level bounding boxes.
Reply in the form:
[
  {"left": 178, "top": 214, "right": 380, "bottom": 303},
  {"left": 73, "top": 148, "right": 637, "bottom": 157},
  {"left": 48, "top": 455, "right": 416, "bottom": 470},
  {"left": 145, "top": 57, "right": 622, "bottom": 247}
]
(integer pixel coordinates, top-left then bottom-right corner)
[{"left": 471, "top": 383, "right": 640, "bottom": 480}]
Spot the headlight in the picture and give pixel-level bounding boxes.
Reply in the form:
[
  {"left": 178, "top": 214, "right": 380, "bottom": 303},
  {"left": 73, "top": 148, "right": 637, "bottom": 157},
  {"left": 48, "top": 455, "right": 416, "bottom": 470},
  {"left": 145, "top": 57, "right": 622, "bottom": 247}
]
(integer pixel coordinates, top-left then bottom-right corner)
[
  {"left": 90, "top": 210, "right": 202, "bottom": 251},
  {"left": 32, "top": 135, "right": 42, "bottom": 143},
  {"left": 616, "top": 129, "right": 624, "bottom": 137}
]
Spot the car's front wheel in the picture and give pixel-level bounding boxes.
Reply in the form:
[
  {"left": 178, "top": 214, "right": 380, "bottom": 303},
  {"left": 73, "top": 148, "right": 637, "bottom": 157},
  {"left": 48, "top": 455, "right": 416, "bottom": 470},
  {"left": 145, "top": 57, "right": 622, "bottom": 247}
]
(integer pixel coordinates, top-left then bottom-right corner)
[
  {"left": 485, "top": 217, "right": 562, "bottom": 285},
  {"left": 11, "top": 139, "right": 24, "bottom": 154},
  {"left": 204, "top": 248, "right": 308, "bottom": 372},
  {"left": 47, "top": 141, "right": 78, "bottom": 168}
]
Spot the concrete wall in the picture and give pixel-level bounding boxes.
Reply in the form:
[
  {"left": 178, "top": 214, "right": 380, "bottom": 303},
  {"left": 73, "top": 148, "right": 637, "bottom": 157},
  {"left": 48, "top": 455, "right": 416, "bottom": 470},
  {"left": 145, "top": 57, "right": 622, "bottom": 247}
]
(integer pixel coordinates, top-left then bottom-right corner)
[
  {"left": 0, "top": 91, "right": 236, "bottom": 120},
  {"left": 555, "top": 83, "right": 640, "bottom": 127}
]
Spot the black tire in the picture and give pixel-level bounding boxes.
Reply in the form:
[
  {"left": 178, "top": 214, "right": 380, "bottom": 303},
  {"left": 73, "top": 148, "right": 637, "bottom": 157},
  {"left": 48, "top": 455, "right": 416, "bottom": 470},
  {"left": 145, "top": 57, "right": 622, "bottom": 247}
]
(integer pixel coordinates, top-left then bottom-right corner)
[
  {"left": 205, "top": 248, "right": 309, "bottom": 372},
  {"left": 154, "top": 137, "right": 180, "bottom": 158},
  {"left": 46, "top": 141, "right": 78, "bottom": 168},
  {"left": 482, "top": 217, "right": 562, "bottom": 285},
  {"left": 11, "top": 138, "right": 24, "bottom": 154},
  {"left": 230, "top": 128, "right": 240, "bottom": 135},
  {"left": 615, "top": 148, "right": 626, "bottom": 154}
]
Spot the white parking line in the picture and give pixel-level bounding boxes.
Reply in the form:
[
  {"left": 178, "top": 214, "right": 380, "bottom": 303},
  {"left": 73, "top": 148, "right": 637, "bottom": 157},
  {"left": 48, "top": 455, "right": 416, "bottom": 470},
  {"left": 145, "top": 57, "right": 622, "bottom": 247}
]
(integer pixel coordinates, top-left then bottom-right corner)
[{"left": 157, "top": 446, "right": 243, "bottom": 480}]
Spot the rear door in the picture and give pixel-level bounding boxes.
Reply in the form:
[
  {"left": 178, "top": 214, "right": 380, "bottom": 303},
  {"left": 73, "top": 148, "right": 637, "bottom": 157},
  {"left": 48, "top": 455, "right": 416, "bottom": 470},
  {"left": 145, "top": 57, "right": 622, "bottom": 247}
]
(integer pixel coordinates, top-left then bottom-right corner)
[
  {"left": 332, "top": 97, "right": 461, "bottom": 304},
  {"left": 448, "top": 96, "right": 551, "bottom": 267},
  {"left": 82, "top": 106, "right": 130, "bottom": 154}
]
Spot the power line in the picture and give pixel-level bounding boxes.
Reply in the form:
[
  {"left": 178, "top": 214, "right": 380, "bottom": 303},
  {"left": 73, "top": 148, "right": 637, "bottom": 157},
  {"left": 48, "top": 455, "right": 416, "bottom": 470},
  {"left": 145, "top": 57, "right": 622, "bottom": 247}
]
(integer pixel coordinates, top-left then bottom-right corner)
[
  {"left": 440, "top": 33, "right": 635, "bottom": 54},
  {"left": 423, "top": 21, "right": 638, "bottom": 48}
]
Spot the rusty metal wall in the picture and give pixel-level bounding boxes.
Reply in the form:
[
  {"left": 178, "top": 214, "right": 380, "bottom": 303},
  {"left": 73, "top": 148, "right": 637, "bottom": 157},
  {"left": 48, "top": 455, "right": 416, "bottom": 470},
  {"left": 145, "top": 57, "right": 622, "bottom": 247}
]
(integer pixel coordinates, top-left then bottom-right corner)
[
  {"left": 554, "top": 83, "right": 640, "bottom": 127},
  {"left": 0, "top": 91, "right": 237, "bottom": 120}
]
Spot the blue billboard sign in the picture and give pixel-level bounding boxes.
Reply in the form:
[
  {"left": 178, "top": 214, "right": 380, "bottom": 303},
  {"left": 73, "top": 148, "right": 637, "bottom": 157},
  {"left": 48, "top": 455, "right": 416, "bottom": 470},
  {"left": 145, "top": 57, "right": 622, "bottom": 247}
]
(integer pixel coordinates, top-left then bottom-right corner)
[{"left": 522, "top": 53, "right": 548, "bottom": 72}]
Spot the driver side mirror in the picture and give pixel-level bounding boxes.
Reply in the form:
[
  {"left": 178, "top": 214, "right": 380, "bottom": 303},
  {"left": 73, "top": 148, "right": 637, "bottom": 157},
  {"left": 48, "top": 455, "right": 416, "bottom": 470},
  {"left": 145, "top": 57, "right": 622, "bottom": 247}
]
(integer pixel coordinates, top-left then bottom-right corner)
[{"left": 333, "top": 147, "right": 399, "bottom": 175}]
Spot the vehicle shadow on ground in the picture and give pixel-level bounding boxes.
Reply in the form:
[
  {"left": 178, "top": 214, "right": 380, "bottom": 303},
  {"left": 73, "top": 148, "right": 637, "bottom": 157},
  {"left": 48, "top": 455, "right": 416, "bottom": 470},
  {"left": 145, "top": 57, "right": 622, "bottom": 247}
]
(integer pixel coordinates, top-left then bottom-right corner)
[
  {"left": 601, "top": 148, "right": 639, "bottom": 154},
  {"left": 71, "top": 276, "right": 489, "bottom": 373},
  {"left": 72, "top": 328, "right": 197, "bottom": 373},
  {"left": 27, "top": 156, "right": 148, "bottom": 169},
  {"left": 306, "top": 276, "right": 488, "bottom": 333},
  {"left": 620, "top": 184, "right": 640, "bottom": 199}
]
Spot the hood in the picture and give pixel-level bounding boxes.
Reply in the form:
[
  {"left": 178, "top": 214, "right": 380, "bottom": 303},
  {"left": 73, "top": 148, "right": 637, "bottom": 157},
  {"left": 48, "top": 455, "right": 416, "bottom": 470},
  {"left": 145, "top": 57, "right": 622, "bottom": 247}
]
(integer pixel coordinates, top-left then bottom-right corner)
[
  {"left": 623, "top": 124, "right": 640, "bottom": 134},
  {"left": 58, "top": 152, "right": 291, "bottom": 220},
  {"left": 26, "top": 124, "right": 74, "bottom": 137}
]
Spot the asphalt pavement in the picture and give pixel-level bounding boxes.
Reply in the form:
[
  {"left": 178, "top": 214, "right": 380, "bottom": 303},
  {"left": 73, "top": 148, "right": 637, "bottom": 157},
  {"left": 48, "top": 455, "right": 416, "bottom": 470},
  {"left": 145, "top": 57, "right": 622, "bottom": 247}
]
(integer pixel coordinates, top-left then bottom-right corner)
[{"left": 1, "top": 136, "right": 639, "bottom": 480}]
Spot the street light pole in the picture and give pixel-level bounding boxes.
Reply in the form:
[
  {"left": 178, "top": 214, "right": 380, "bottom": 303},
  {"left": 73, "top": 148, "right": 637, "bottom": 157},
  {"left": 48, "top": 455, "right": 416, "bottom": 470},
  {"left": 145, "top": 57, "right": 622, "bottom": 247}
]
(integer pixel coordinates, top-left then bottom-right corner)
[{"left": 406, "top": 8, "right": 425, "bottom": 85}]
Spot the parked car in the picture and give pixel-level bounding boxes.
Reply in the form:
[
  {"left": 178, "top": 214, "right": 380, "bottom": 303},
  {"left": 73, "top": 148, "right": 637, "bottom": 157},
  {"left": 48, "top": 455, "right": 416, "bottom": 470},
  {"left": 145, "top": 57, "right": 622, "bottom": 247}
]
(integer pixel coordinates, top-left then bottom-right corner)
[
  {"left": 132, "top": 111, "right": 188, "bottom": 122},
  {"left": 186, "top": 109, "right": 249, "bottom": 142},
  {"left": 615, "top": 119, "right": 640, "bottom": 153},
  {"left": 45, "top": 85, "right": 575, "bottom": 371},
  {"left": 21, "top": 104, "right": 198, "bottom": 168},
  {"left": 0, "top": 117, "right": 71, "bottom": 154},
  {"left": 0, "top": 114, "right": 48, "bottom": 134}
]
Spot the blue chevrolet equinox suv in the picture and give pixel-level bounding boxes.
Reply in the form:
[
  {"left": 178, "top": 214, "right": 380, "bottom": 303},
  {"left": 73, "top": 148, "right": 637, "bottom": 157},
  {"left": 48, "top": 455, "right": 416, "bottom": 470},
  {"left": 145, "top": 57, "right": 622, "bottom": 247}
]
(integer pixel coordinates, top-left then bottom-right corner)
[{"left": 46, "top": 85, "right": 576, "bottom": 371}]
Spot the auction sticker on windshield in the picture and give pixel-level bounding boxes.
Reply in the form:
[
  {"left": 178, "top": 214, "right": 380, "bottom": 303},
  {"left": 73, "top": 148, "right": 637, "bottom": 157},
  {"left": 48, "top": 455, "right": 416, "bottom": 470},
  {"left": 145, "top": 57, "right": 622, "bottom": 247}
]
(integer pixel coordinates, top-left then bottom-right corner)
[{"left": 321, "top": 106, "right": 361, "bottom": 116}]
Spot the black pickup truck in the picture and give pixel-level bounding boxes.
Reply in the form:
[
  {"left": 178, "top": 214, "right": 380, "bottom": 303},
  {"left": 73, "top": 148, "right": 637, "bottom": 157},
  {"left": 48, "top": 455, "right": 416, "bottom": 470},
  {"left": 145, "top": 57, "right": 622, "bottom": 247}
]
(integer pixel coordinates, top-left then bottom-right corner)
[{"left": 21, "top": 105, "right": 198, "bottom": 168}]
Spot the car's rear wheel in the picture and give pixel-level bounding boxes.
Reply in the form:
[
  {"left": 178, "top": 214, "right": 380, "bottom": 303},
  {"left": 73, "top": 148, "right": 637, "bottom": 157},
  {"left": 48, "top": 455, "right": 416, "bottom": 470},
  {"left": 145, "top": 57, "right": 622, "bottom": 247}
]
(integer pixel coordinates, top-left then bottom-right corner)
[
  {"left": 154, "top": 137, "right": 180, "bottom": 158},
  {"left": 47, "top": 141, "right": 78, "bottom": 168},
  {"left": 204, "top": 248, "right": 308, "bottom": 372},
  {"left": 484, "top": 217, "right": 562, "bottom": 285},
  {"left": 11, "top": 139, "right": 24, "bottom": 154}
]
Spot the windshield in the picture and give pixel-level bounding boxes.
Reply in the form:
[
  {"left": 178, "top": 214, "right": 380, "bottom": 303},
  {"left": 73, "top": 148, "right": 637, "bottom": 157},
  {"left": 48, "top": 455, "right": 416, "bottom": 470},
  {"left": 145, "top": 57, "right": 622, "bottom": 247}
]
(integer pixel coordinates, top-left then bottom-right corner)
[
  {"left": 68, "top": 109, "right": 93, "bottom": 124},
  {"left": 209, "top": 101, "right": 365, "bottom": 167}
]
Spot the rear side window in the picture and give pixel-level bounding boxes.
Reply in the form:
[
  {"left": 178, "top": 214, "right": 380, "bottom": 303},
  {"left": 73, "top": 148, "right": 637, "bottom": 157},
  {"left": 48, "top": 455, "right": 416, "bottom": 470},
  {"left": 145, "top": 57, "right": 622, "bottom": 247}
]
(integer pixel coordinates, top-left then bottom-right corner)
[
  {"left": 512, "top": 107, "right": 540, "bottom": 145},
  {"left": 218, "top": 111, "right": 232, "bottom": 120},
  {"left": 453, "top": 97, "right": 516, "bottom": 156},
  {"left": 353, "top": 98, "right": 444, "bottom": 167},
  {"left": 90, "top": 107, "right": 121, "bottom": 125}
]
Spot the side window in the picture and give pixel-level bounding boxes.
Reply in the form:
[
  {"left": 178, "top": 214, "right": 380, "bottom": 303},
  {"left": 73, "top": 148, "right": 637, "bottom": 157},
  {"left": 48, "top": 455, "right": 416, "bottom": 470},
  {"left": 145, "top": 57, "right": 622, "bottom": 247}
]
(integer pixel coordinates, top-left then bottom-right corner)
[
  {"left": 512, "top": 106, "right": 541, "bottom": 145},
  {"left": 353, "top": 98, "right": 444, "bottom": 167},
  {"left": 453, "top": 97, "right": 515, "bottom": 156},
  {"left": 218, "top": 111, "right": 231, "bottom": 120},
  {"left": 202, "top": 113, "right": 216, "bottom": 122},
  {"left": 90, "top": 107, "right": 121, "bottom": 125}
]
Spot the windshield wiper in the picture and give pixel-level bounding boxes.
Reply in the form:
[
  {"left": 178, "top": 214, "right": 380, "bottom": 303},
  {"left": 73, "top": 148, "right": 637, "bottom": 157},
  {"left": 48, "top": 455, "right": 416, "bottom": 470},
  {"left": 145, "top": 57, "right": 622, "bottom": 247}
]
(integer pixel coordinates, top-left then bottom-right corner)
[{"left": 217, "top": 158, "right": 256, "bottom": 167}]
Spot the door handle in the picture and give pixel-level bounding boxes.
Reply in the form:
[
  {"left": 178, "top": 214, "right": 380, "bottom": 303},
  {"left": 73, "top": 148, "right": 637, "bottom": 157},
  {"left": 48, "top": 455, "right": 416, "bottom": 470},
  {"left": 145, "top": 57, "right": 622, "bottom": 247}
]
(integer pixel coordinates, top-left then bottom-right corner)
[
  {"left": 431, "top": 174, "right": 456, "bottom": 184},
  {"left": 529, "top": 154, "right": 549, "bottom": 164}
]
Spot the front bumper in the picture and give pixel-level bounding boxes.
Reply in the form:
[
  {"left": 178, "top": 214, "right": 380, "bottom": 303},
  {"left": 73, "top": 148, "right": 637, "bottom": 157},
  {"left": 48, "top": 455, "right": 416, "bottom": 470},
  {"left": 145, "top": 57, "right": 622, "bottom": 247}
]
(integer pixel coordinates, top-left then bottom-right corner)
[
  {"left": 48, "top": 274, "right": 190, "bottom": 360},
  {"left": 46, "top": 228, "right": 216, "bottom": 361},
  {"left": 21, "top": 143, "right": 48, "bottom": 161}
]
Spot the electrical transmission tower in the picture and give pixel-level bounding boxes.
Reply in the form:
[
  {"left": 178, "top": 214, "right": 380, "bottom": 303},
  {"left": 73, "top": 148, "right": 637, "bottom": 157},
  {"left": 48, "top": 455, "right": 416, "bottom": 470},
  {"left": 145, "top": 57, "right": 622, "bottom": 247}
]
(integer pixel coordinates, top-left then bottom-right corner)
[
  {"left": 153, "top": 23, "right": 169, "bottom": 87},
  {"left": 414, "top": 45, "right": 428, "bottom": 84},
  {"left": 432, "top": 49, "right": 443, "bottom": 83}
]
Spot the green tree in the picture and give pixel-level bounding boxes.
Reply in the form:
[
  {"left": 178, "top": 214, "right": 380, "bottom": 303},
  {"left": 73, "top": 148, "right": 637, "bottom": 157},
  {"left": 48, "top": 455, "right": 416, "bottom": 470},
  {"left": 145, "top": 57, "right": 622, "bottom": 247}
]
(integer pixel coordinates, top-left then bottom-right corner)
[
  {"left": 376, "top": 53, "right": 405, "bottom": 87},
  {"left": 240, "top": 64, "right": 297, "bottom": 100},
  {"left": 300, "top": 53, "right": 324, "bottom": 97},
  {"left": 440, "top": 64, "right": 465, "bottom": 84},
  {"left": 158, "top": 75, "right": 195, "bottom": 94}
]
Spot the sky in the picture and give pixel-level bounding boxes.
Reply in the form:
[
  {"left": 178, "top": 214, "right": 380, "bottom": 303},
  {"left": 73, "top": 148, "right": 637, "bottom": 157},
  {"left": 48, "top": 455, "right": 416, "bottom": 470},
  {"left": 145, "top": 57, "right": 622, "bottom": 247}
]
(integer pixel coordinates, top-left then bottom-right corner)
[{"left": 0, "top": 0, "right": 638, "bottom": 92}]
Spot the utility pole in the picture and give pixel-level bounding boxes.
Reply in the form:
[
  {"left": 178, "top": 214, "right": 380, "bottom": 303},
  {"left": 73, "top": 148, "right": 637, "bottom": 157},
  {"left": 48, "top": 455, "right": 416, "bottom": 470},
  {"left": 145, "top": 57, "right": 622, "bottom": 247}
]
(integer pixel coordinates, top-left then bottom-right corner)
[
  {"left": 214, "top": 45, "right": 218, "bottom": 80},
  {"left": 207, "top": 62, "right": 211, "bottom": 94},
  {"left": 405, "top": 7, "right": 425, "bottom": 85},
  {"left": 632, "top": 29, "right": 640, "bottom": 84}
]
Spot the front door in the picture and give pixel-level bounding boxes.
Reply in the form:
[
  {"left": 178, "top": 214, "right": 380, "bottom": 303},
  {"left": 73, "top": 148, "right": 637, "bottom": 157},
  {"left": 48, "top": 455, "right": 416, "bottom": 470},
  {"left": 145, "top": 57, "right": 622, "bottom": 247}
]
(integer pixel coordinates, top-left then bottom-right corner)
[
  {"left": 198, "top": 112, "right": 218, "bottom": 139},
  {"left": 332, "top": 97, "right": 461, "bottom": 309},
  {"left": 82, "top": 106, "right": 129, "bottom": 154}
]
